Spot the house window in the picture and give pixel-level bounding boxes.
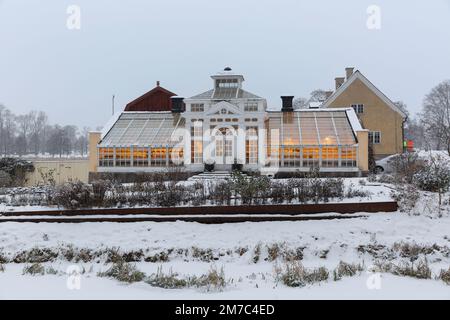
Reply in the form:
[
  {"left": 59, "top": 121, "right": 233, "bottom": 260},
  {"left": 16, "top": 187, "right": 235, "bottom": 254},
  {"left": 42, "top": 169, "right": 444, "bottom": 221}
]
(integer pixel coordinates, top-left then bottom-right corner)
[
  {"left": 340, "top": 147, "right": 357, "bottom": 167},
  {"left": 245, "top": 127, "right": 258, "bottom": 164},
  {"left": 115, "top": 147, "right": 131, "bottom": 167},
  {"left": 98, "top": 148, "right": 114, "bottom": 167},
  {"left": 133, "top": 147, "right": 149, "bottom": 167},
  {"left": 191, "top": 121, "right": 203, "bottom": 164},
  {"left": 351, "top": 104, "right": 364, "bottom": 114},
  {"left": 244, "top": 100, "right": 259, "bottom": 112},
  {"left": 368, "top": 131, "right": 381, "bottom": 144},
  {"left": 191, "top": 104, "right": 204, "bottom": 112},
  {"left": 321, "top": 146, "right": 339, "bottom": 167},
  {"left": 150, "top": 148, "right": 167, "bottom": 166}
]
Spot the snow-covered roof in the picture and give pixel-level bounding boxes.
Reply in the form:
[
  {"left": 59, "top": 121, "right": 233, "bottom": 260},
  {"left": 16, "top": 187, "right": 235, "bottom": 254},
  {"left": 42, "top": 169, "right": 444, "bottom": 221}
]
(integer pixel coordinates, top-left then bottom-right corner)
[
  {"left": 99, "top": 112, "right": 185, "bottom": 147},
  {"left": 266, "top": 109, "right": 358, "bottom": 145}
]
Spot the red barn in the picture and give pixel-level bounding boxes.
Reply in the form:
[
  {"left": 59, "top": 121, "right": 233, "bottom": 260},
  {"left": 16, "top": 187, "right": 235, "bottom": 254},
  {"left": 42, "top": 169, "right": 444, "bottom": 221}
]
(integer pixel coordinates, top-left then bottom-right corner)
[{"left": 124, "top": 81, "right": 178, "bottom": 112}]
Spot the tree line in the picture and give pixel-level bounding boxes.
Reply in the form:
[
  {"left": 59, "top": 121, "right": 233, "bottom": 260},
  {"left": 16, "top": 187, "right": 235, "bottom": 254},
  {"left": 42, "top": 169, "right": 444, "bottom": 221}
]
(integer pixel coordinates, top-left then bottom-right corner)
[
  {"left": 0, "top": 105, "right": 93, "bottom": 157},
  {"left": 293, "top": 80, "right": 450, "bottom": 155}
]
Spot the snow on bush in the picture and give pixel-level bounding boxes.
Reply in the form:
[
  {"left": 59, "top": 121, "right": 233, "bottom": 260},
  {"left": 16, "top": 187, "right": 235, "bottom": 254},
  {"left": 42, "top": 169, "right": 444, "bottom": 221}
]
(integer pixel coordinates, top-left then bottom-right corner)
[
  {"left": 51, "top": 181, "right": 95, "bottom": 209},
  {"left": 413, "top": 157, "right": 450, "bottom": 193}
]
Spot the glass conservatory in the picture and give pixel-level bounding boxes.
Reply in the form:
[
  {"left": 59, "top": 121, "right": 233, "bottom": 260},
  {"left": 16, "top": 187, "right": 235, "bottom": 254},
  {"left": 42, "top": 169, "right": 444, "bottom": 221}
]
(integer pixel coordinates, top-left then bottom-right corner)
[
  {"left": 98, "top": 112, "right": 185, "bottom": 169},
  {"left": 265, "top": 110, "right": 358, "bottom": 169}
]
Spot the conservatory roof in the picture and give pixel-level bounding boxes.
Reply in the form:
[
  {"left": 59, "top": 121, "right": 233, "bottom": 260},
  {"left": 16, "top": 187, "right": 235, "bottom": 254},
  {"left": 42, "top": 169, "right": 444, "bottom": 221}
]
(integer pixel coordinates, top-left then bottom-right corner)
[
  {"left": 99, "top": 112, "right": 185, "bottom": 147},
  {"left": 189, "top": 88, "right": 263, "bottom": 100},
  {"left": 266, "top": 109, "right": 358, "bottom": 145}
]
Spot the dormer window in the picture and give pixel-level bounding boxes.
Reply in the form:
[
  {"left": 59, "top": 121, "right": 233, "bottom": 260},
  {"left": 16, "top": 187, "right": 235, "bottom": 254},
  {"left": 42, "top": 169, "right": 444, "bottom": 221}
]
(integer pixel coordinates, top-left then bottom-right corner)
[{"left": 216, "top": 78, "right": 239, "bottom": 88}]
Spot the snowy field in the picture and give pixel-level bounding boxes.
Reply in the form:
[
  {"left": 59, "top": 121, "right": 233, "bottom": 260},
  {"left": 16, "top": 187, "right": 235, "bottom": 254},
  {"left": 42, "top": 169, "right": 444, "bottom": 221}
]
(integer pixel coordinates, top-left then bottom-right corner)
[{"left": 1, "top": 199, "right": 450, "bottom": 299}]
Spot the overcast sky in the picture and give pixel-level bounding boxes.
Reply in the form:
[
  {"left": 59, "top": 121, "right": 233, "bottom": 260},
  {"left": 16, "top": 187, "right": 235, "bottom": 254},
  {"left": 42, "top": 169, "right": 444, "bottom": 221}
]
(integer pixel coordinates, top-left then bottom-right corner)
[{"left": 1, "top": 0, "right": 449, "bottom": 128}]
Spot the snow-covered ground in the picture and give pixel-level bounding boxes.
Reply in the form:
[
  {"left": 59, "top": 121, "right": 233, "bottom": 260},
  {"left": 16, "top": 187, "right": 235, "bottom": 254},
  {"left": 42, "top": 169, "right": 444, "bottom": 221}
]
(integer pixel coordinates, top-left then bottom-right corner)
[{"left": 1, "top": 199, "right": 450, "bottom": 299}]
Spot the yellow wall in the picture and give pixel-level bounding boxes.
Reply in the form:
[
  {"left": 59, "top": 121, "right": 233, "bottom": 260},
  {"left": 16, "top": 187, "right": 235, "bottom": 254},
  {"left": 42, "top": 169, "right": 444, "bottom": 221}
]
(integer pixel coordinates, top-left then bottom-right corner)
[
  {"left": 88, "top": 131, "right": 102, "bottom": 173},
  {"left": 25, "top": 159, "right": 89, "bottom": 186},
  {"left": 328, "top": 78, "right": 404, "bottom": 159},
  {"left": 356, "top": 130, "right": 369, "bottom": 172}
]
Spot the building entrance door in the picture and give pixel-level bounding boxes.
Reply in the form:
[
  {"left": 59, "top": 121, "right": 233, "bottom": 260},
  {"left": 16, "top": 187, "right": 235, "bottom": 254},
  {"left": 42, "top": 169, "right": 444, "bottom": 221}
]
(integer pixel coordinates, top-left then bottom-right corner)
[{"left": 214, "top": 127, "right": 234, "bottom": 167}]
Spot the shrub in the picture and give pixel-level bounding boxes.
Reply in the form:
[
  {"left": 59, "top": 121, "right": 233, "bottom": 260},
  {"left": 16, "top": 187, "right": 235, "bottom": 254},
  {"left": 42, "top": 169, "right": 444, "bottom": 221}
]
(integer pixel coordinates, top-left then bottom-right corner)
[
  {"left": 390, "top": 151, "right": 424, "bottom": 184},
  {"left": 276, "top": 261, "right": 329, "bottom": 287},
  {"left": 438, "top": 267, "right": 450, "bottom": 285},
  {"left": 0, "top": 158, "right": 34, "bottom": 187},
  {"left": 51, "top": 181, "right": 94, "bottom": 209},
  {"left": 91, "top": 180, "right": 112, "bottom": 205},
  {"left": 191, "top": 247, "right": 215, "bottom": 262},
  {"left": 0, "top": 251, "right": 8, "bottom": 264},
  {"left": 145, "top": 266, "right": 188, "bottom": 289},
  {"left": 413, "top": 155, "right": 450, "bottom": 208},
  {"left": 13, "top": 247, "right": 58, "bottom": 263},
  {"left": 390, "top": 184, "right": 420, "bottom": 213},
  {"left": 252, "top": 243, "right": 261, "bottom": 263},
  {"left": 375, "top": 259, "right": 432, "bottom": 279},
  {"left": 0, "top": 263, "right": 4, "bottom": 272},
  {"left": 267, "top": 243, "right": 281, "bottom": 262},
  {"left": 144, "top": 251, "right": 170, "bottom": 263},
  {"left": 333, "top": 261, "right": 364, "bottom": 281},
  {"left": 45, "top": 266, "right": 59, "bottom": 275},
  {"left": 394, "top": 260, "right": 431, "bottom": 279},
  {"left": 190, "top": 266, "right": 226, "bottom": 291},
  {"left": 23, "top": 263, "right": 45, "bottom": 276},
  {"left": 98, "top": 261, "right": 145, "bottom": 283}
]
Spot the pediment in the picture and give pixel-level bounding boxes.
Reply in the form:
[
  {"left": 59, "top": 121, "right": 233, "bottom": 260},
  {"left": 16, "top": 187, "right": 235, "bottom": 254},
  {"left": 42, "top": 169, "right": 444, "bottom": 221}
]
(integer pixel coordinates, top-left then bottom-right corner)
[{"left": 206, "top": 101, "right": 242, "bottom": 116}]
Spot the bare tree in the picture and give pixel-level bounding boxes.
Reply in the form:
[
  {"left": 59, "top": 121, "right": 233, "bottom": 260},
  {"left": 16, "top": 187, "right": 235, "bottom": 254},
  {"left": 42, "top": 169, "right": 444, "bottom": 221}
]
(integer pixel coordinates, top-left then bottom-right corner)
[
  {"left": 419, "top": 80, "right": 450, "bottom": 155},
  {"left": 29, "top": 111, "right": 48, "bottom": 155},
  {"left": 309, "top": 89, "right": 328, "bottom": 103},
  {"left": 293, "top": 97, "right": 308, "bottom": 109}
]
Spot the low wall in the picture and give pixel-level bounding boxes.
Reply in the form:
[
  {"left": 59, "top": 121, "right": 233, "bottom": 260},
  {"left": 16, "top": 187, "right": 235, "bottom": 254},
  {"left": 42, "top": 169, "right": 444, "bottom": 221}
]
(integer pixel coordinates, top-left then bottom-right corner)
[
  {"left": 3, "top": 201, "right": 398, "bottom": 216},
  {"left": 25, "top": 159, "right": 89, "bottom": 186}
]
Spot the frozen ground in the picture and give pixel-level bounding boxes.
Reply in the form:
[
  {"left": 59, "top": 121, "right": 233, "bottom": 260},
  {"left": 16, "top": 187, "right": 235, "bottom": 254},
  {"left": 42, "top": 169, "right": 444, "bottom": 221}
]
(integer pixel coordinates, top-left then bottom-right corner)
[{"left": 1, "top": 200, "right": 450, "bottom": 299}]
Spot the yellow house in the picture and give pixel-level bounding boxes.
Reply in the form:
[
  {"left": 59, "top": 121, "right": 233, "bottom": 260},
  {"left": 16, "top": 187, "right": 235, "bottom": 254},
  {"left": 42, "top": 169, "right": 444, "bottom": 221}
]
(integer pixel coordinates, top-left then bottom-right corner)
[{"left": 323, "top": 68, "right": 407, "bottom": 160}]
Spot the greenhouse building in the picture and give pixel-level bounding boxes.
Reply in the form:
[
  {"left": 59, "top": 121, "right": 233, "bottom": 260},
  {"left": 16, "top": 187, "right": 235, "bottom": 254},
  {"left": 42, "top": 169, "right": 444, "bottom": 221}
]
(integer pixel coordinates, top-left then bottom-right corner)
[{"left": 88, "top": 68, "right": 369, "bottom": 178}]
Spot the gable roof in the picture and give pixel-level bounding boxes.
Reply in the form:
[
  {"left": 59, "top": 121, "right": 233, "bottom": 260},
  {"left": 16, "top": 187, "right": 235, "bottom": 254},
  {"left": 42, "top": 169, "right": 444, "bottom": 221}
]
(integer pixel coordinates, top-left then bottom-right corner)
[
  {"left": 125, "top": 85, "right": 177, "bottom": 112},
  {"left": 323, "top": 70, "right": 407, "bottom": 118}
]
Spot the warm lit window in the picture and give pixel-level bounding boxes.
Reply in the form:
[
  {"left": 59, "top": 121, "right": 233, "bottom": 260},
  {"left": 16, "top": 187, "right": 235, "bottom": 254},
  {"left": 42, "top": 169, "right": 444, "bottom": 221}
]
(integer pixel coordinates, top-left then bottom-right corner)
[
  {"left": 321, "top": 147, "right": 339, "bottom": 167},
  {"left": 283, "top": 147, "right": 301, "bottom": 167},
  {"left": 115, "top": 147, "right": 131, "bottom": 167},
  {"left": 133, "top": 147, "right": 149, "bottom": 167},
  {"left": 169, "top": 147, "right": 184, "bottom": 166},
  {"left": 191, "top": 121, "right": 203, "bottom": 164},
  {"left": 246, "top": 127, "right": 258, "bottom": 164},
  {"left": 341, "top": 147, "right": 357, "bottom": 167},
  {"left": 368, "top": 131, "right": 381, "bottom": 144},
  {"left": 302, "top": 147, "right": 319, "bottom": 168},
  {"left": 151, "top": 147, "right": 167, "bottom": 166},
  {"left": 98, "top": 148, "right": 114, "bottom": 167}
]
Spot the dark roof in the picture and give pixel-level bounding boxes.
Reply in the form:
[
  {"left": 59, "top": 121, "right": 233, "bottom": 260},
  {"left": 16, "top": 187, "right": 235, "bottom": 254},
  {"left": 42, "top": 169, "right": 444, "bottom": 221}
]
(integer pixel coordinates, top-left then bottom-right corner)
[{"left": 125, "top": 85, "right": 177, "bottom": 112}]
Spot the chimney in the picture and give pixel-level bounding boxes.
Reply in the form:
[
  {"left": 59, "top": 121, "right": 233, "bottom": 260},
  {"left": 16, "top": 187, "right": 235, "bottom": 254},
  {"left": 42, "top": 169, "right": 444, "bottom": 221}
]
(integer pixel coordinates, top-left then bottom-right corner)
[
  {"left": 156, "top": 80, "right": 160, "bottom": 86},
  {"left": 281, "top": 96, "right": 294, "bottom": 112},
  {"left": 171, "top": 96, "right": 184, "bottom": 113},
  {"left": 335, "top": 77, "right": 345, "bottom": 90},
  {"left": 325, "top": 90, "right": 333, "bottom": 99},
  {"left": 345, "top": 67, "right": 354, "bottom": 80}
]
